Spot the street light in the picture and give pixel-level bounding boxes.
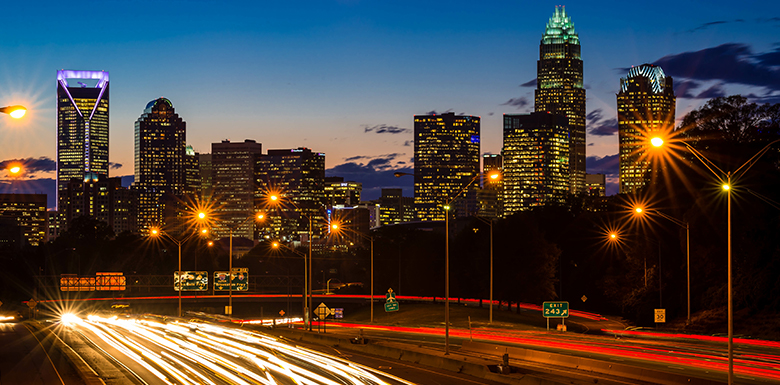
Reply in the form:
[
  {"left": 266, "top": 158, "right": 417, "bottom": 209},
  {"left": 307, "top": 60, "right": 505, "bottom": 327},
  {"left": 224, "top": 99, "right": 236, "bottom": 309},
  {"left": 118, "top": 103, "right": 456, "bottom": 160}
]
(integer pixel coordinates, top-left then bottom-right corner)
[
  {"left": 395, "top": 170, "right": 500, "bottom": 355},
  {"left": 201, "top": 211, "right": 265, "bottom": 316},
  {"left": 329, "top": 221, "right": 375, "bottom": 322},
  {"left": 149, "top": 226, "right": 209, "bottom": 317},
  {"left": 271, "top": 240, "right": 308, "bottom": 323},
  {"left": 0, "top": 105, "right": 26, "bottom": 119},
  {"left": 633, "top": 205, "right": 691, "bottom": 324},
  {"left": 651, "top": 134, "right": 780, "bottom": 385}
]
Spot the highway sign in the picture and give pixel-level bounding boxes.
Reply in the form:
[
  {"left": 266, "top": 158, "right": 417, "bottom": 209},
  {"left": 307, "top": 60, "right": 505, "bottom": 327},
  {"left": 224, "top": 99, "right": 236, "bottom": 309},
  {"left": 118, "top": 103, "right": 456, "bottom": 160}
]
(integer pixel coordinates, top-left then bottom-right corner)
[
  {"left": 316, "top": 302, "right": 332, "bottom": 319},
  {"left": 174, "top": 271, "right": 208, "bottom": 291},
  {"left": 542, "top": 301, "right": 569, "bottom": 318},
  {"left": 654, "top": 309, "right": 666, "bottom": 323},
  {"left": 279, "top": 310, "right": 285, "bottom": 317},
  {"left": 214, "top": 269, "right": 249, "bottom": 291},
  {"left": 334, "top": 308, "right": 343, "bottom": 319},
  {"left": 27, "top": 299, "right": 37, "bottom": 308},
  {"left": 0, "top": 300, "right": 3, "bottom": 308},
  {"left": 386, "top": 288, "right": 396, "bottom": 300},
  {"left": 384, "top": 301, "right": 399, "bottom": 312}
]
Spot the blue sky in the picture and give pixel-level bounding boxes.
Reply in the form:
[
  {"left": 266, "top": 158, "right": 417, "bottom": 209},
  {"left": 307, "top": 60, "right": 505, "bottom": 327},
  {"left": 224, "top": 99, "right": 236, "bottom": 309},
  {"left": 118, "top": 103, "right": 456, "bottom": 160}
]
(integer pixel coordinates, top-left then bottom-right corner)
[{"left": 1, "top": 0, "right": 779, "bottom": 206}]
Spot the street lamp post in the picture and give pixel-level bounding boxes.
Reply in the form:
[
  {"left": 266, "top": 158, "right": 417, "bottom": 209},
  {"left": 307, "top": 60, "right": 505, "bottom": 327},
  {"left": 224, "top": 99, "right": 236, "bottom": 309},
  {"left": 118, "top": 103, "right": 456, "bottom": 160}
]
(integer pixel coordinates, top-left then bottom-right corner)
[
  {"left": 652, "top": 135, "right": 780, "bottom": 385},
  {"left": 272, "top": 241, "right": 308, "bottom": 324},
  {"left": 633, "top": 206, "right": 691, "bottom": 324},
  {"left": 330, "top": 224, "right": 375, "bottom": 322},
  {"left": 150, "top": 226, "right": 208, "bottom": 317},
  {"left": 473, "top": 216, "right": 494, "bottom": 324},
  {"left": 396, "top": 170, "right": 499, "bottom": 355}
]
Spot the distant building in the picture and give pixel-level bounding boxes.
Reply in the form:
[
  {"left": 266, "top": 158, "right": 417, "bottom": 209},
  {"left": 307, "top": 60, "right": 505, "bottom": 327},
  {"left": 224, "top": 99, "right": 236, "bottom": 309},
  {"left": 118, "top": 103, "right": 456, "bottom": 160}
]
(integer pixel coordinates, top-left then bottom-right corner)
[
  {"left": 59, "top": 174, "right": 137, "bottom": 234},
  {"left": 413, "top": 112, "right": 480, "bottom": 221},
  {"left": 378, "top": 188, "right": 414, "bottom": 225},
  {"left": 257, "top": 148, "right": 326, "bottom": 241},
  {"left": 0, "top": 194, "right": 47, "bottom": 246},
  {"left": 56, "top": 70, "right": 110, "bottom": 210},
  {"left": 502, "top": 112, "right": 570, "bottom": 214},
  {"left": 585, "top": 173, "right": 606, "bottom": 197},
  {"left": 618, "top": 64, "right": 676, "bottom": 194},
  {"left": 184, "top": 145, "right": 200, "bottom": 196},
  {"left": 212, "top": 139, "right": 264, "bottom": 240},
  {"left": 133, "top": 97, "right": 187, "bottom": 234},
  {"left": 535, "top": 6, "right": 585, "bottom": 195},
  {"left": 479, "top": 154, "right": 503, "bottom": 218},
  {"left": 199, "top": 153, "right": 213, "bottom": 199},
  {"left": 324, "top": 177, "right": 362, "bottom": 207}
]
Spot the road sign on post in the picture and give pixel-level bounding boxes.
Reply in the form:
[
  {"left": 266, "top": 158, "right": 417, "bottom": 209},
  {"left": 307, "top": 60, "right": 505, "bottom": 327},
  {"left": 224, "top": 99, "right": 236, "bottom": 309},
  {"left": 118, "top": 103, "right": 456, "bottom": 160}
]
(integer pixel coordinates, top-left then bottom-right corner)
[
  {"left": 385, "top": 288, "right": 399, "bottom": 312},
  {"left": 655, "top": 308, "right": 666, "bottom": 323},
  {"left": 174, "top": 271, "right": 208, "bottom": 291},
  {"left": 542, "top": 301, "right": 569, "bottom": 318}
]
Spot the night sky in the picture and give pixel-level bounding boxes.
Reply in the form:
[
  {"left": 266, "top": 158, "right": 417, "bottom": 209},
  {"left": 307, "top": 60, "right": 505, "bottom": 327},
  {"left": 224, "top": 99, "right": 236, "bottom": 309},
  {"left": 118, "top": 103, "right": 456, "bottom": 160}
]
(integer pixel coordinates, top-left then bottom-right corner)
[{"left": 1, "top": 0, "right": 778, "bottom": 206}]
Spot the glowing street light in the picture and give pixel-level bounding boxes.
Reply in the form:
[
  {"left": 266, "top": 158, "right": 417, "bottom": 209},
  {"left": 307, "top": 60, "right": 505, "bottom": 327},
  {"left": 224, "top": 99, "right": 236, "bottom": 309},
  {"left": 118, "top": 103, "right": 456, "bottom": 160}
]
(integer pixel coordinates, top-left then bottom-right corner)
[
  {"left": 653, "top": 135, "right": 780, "bottom": 384},
  {"left": 328, "top": 221, "right": 376, "bottom": 322},
  {"left": 149, "top": 225, "right": 209, "bottom": 317},
  {"left": 650, "top": 136, "right": 664, "bottom": 148},
  {"left": 0, "top": 105, "right": 26, "bottom": 119}
]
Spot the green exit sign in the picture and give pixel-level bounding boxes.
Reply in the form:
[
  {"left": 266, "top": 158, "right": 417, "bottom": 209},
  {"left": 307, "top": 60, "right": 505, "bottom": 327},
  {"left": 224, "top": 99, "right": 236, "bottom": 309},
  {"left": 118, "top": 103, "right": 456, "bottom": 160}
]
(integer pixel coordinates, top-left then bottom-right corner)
[{"left": 542, "top": 301, "right": 569, "bottom": 318}]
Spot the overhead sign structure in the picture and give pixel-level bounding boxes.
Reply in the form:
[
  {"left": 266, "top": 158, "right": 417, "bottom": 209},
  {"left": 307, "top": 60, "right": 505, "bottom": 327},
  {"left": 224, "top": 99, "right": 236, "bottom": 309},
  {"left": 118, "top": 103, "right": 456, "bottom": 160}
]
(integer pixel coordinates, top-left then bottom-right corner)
[
  {"left": 214, "top": 268, "right": 248, "bottom": 291},
  {"left": 542, "top": 301, "right": 569, "bottom": 318},
  {"left": 385, "top": 288, "right": 399, "bottom": 312},
  {"left": 174, "top": 271, "right": 208, "bottom": 291}
]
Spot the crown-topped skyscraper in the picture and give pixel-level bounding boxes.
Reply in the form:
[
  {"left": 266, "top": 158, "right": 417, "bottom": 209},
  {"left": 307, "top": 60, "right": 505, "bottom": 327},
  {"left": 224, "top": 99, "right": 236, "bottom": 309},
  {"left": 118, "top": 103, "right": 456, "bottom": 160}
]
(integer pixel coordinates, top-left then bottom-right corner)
[{"left": 534, "top": 6, "right": 586, "bottom": 195}]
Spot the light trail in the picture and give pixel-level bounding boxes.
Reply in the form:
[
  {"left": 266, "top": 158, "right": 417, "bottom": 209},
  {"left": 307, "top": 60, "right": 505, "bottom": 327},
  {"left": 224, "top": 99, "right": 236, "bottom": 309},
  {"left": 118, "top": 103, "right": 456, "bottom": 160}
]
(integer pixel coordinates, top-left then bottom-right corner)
[{"left": 62, "top": 314, "right": 414, "bottom": 385}]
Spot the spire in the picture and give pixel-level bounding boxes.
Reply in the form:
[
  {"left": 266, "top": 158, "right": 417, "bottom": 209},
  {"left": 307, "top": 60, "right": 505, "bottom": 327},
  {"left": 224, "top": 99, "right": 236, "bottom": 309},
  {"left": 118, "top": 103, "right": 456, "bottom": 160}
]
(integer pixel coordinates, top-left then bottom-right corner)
[{"left": 542, "top": 5, "right": 579, "bottom": 46}]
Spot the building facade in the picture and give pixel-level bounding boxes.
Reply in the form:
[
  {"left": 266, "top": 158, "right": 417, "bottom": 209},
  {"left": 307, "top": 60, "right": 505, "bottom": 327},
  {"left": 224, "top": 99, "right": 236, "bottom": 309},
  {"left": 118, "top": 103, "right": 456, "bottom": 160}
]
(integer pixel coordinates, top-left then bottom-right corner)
[
  {"left": 618, "top": 64, "right": 676, "bottom": 194},
  {"left": 324, "top": 177, "right": 362, "bottom": 207},
  {"left": 133, "top": 98, "right": 187, "bottom": 234},
  {"left": 378, "top": 188, "right": 414, "bottom": 225},
  {"left": 413, "top": 112, "right": 480, "bottom": 221},
  {"left": 211, "top": 140, "right": 264, "bottom": 240},
  {"left": 0, "top": 194, "right": 47, "bottom": 246},
  {"left": 59, "top": 174, "right": 137, "bottom": 234},
  {"left": 257, "top": 148, "right": 326, "bottom": 241},
  {"left": 479, "top": 154, "right": 503, "bottom": 218},
  {"left": 56, "top": 70, "right": 110, "bottom": 209},
  {"left": 534, "top": 6, "right": 585, "bottom": 195},
  {"left": 502, "top": 112, "right": 570, "bottom": 214}
]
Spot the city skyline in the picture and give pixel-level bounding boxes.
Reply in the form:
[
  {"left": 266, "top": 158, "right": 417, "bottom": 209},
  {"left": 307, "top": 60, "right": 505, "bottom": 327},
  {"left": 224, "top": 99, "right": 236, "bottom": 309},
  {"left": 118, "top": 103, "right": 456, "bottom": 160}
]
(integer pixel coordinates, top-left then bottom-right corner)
[{"left": 0, "top": 1, "right": 779, "bottom": 206}]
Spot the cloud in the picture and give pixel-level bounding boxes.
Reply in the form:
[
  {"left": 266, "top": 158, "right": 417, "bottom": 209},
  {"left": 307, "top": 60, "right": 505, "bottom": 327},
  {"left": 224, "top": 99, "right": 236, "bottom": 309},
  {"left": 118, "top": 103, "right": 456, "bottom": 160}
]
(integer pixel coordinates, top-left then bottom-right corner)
[
  {"left": 695, "top": 84, "right": 727, "bottom": 99},
  {"left": 520, "top": 78, "right": 536, "bottom": 87},
  {"left": 685, "top": 20, "right": 730, "bottom": 33},
  {"left": 0, "top": 157, "right": 56, "bottom": 174},
  {"left": 501, "top": 97, "right": 529, "bottom": 109},
  {"left": 653, "top": 43, "right": 780, "bottom": 92},
  {"left": 363, "top": 124, "right": 411, "bottom": 134},
  {"left": 586, "top": 109, "right": 618, "bottom": 137},
  {"left": 109, "top": 162, "right": 123, "bottom": 170},
  {"left": 403, "top": 140, "right": 412, "bottom": 147},
  {"left": 674, "top": 80, "right": 700, "bottom": 99},
  {"left": 425, "top": 110, "right": 438, "bottom": 115},
  {"left": 326, "top": 154, "right": 413, "bottom": 200},
  {"left": 586, "top": 154, "right": 619, "bottom": 177}
]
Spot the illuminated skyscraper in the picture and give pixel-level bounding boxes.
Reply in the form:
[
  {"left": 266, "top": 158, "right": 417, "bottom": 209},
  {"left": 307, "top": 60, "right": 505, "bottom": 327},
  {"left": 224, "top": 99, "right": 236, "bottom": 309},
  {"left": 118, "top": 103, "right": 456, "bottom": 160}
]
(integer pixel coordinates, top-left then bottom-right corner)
[
  {"left": 502, "top": 112, "right": 569, "bottom": 214},
  {"left": 257, "top": 148, "right": 326, "bottom": 240},
  {"left": 134, "top": 98, "right": 187, "bottom": 233},
  {"left": 617, "top": 64, "right": 675, "bottom": 194},
  {"left": 413, "top": 112, "right": 480, "bottom": 221},
  {"left": 56, "top": 70, "right": 109, "bottom": 208},
  {"left": 212, "top": 139, "right": 264, "bottom": 240},
  {"left": 534, "top": 6, "right": 585, "bottom": 195}
]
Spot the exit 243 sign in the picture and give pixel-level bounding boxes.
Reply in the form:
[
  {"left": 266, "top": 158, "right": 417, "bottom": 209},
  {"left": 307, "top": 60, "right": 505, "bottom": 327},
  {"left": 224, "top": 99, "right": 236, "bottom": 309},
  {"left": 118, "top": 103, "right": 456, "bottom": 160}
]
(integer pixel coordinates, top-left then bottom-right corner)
[{"left": 542, "top": 301, "right": 569, "bottom": 318}]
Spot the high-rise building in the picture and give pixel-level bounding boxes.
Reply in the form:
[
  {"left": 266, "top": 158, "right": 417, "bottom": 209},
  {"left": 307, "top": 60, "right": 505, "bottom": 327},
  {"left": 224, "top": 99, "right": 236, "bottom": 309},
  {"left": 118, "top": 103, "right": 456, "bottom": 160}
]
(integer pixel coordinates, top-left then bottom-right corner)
[
  {"left": 413, "top": 112, "right": 480, "bottom": 221},
  {"left": 479, "top": 154, "right": 503, "bottom": 218},
  {"left": 212, "top": 140, "right": 264, "bottom": 240},
  {"left": 324, "top": 177, "right": 362, "bottom": 207},
  {"left": 502, "top": 112, "right": 570, "bottom": 214},
  {"left": 59, "top": 174, "right": 137, "bottom": 234},
  {"left": 199, "top": 153, "right": 213, "bottom": 199},
  {"left": 585, "top": 173, "right": 606, "bottom": 197},
  {"left": 184, "top": 145, "right": 201, "bottom": 196},
  {"left": 534, "top": 6, "right": 585, "bottom": 195},
  {"left": 0, "top": 194, "right": 47, "bottom": 246},
  {"left": 378, "top": 188, "right": 414, "bottom": 225},
  {"left": 257, "top": 148, "right": 326, "bottom": 240},
  {"left": 56, "top": 70, "right": 110, "bottom": 209},
  {"left": 133, "top": 98, "right": 187, "bottom": 233},
  {"left": 618, "top": 64, "right": 676, "bottom": 194}
]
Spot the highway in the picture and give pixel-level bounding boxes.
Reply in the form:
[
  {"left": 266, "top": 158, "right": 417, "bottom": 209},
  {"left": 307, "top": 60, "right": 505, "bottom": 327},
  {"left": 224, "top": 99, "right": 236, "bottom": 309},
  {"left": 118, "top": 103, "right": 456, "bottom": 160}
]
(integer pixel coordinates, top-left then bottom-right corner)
[
  {"left": 0, "top": 320, "right": 83, "bottom": 384},
  {"left": 60, "top": 313, "right": 508, "bottom": 385}
]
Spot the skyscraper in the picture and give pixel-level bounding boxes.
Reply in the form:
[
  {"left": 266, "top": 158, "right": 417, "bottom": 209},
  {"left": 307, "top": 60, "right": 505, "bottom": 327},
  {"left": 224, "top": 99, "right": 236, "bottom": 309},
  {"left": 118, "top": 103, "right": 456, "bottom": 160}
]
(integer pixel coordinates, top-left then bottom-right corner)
[
  {"left": 56, "top": 70, "right": 110, "bottom": 208},
  {"left": 257, "top": 148, "right": 326, "bottom": 240},
  {"left": 212, "top": 139, "right": 264, "bottom": 240},
  {"left": 134, "top": 98, "right": 187, "bottom": 233},
  {"left": 502, "top": 112, "right": 570, "bottom": 214},
  {"left": 534, "top": 6, "right": 585, "bottom": 195},
  {"left": 617, "top": 64, "right": 675, "bottom": 194},
  {"left": 413, "top": 112, "right": 480, "bottom": 221},
  {"left": 479, "top": 154, "right": 503, "bottom": 218}
]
